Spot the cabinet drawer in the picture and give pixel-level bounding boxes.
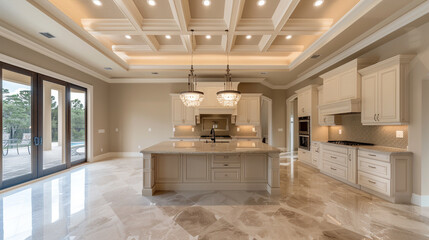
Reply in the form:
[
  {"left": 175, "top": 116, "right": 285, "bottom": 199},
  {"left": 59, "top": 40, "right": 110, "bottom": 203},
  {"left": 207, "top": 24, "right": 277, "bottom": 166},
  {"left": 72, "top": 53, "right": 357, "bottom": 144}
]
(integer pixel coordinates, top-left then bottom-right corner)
[
  {"left": 322, "top": 151, "right": 347, "bottom": 166},
  {"left": 212, "top": 169, "right": 240, "bottom": 182},
  {"left": 212, "top": 155, "right": 241, "bottom": 168},
  {"left": 358, "top": 150, "right": 389, "bottom": 162},
  {"left": 322, "top": 144, "right": 348, "bottom": 155},
  {"left": 358, "top": 171, "right": 390, "bottom": 196},
  {"left": 311, "top": 157, "right": 318, "bottom": 166},
  {"left": 358, "top": 157, "right": 391, "bottom": 179},
  {"left": 323, "top": 161, "right": 347, "bottom": 181},
  {"left": 298, "top": 149, "right": 311, "bottom": 163}
]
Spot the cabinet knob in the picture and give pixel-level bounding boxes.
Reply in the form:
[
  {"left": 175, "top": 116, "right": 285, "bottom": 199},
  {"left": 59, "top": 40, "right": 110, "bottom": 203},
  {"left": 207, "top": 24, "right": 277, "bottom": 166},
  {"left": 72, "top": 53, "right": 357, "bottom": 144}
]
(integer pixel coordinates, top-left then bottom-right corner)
[
  {"left": 224, "top": 164, "right": 229, "bottom": 166},
  {"left": 224, "top": 174, "right": 228, "bottom": 177}
]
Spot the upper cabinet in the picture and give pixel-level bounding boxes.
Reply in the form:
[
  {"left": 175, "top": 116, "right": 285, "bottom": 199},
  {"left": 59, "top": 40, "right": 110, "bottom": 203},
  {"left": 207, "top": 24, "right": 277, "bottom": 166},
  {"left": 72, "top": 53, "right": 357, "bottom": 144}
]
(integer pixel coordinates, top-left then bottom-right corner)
[
  {"left": 236, "top": 94, "right": 261, "bottom": 126},
  {"left": 319, "top": 58, "right": 377, "bottom": 115},
  {"left": 359, "top": 55, "right": 414, "bottom": 125},
  {"left": 296, "top": 85, "right": 318, "bottom": 117},
  {"left": 317, "top": 86, "right": 341, "bottom": 126},
  {"left": 171, "top": 94, "right": 195, "bottom": 126}
]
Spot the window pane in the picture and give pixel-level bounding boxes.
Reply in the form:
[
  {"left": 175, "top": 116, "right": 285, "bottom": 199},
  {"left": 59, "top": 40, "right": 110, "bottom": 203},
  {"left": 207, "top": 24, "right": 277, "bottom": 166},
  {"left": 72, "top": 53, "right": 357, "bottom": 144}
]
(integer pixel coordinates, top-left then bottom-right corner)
[
  {"left": 70, "top": 88, "right": 86, "bottom": 162},
  {"left": 2, "top": 69, "right": 32, "bottom": 180}
]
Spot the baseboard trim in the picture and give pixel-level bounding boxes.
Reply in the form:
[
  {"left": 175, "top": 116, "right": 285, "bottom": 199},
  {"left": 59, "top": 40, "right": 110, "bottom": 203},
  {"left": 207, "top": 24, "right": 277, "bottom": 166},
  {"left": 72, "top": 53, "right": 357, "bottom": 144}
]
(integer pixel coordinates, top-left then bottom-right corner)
[
  {"left": 91, "top": 152, "right": 142, "bottom": 162},
  {"left": 411, "top": 193, "right": 429, "bottom": 207}
]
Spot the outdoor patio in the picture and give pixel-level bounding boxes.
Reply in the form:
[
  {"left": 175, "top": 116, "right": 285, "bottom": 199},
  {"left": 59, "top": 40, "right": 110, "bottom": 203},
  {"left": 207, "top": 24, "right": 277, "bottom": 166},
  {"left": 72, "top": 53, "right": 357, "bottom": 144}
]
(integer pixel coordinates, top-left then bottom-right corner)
[{"left": 2, "top": 142, "right": 85, "bottom": 180}]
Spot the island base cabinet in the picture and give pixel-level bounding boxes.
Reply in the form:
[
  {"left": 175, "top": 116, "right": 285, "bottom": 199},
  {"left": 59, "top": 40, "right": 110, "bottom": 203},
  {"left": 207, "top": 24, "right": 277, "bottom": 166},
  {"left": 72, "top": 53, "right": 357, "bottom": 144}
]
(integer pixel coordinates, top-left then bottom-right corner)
[{"left": 142, "top": 152, "right": 280, "bottom": 196}]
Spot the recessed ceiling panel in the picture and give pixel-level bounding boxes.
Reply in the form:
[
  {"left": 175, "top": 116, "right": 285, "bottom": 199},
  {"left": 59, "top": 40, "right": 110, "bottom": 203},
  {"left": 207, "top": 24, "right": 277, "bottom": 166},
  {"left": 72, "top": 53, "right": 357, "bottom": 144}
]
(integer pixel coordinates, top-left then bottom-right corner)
[
  {"left": 102, "top": 35, "right": 149, "bottom": 45},
  {"left": 155, "top": 35, "right": 183, "bottom": 45},
  {"left": 291, "top": 0, "right": 360, "bottom": 24},
  {"left": 189, "top": 0, "right": 225, "bottom": 19},
  {"left": 241, "top": 0, "right": 280, "bottom": 18},
  {"left": 195, "top": 35, "right": 222, "bottom": 45},
  {"left": 133, "top": 0, "right": 174, "bottom": 19},
  {"left": 235, "top": 35, "right": 262, "bottom": 45},
  {"left": 49, "top": 0, "right": 125, "bottom": 25}
]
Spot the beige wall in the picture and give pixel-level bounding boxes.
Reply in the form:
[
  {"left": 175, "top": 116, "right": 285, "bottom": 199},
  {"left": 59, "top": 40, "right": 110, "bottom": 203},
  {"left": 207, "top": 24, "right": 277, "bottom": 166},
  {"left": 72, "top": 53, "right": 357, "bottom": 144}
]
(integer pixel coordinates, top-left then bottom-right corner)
[{"left": 0, "top": 36, "right": 110, "bottom": 157}]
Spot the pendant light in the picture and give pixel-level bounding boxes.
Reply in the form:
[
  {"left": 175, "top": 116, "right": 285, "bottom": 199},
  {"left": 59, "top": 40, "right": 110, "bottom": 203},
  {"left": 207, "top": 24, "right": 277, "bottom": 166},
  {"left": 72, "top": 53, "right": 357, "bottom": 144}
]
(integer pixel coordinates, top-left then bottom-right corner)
[
  {"left": 180, "top": 29, "right": 204, "bottom": 107},
  {"left": 217, "top": 30, "right": 241, "bottom": 107}
]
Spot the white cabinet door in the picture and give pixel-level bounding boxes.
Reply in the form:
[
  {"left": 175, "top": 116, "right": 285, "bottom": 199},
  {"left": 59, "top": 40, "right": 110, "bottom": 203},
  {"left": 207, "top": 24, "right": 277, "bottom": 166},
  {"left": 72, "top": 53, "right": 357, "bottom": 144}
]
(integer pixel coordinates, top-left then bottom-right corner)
[
  {"left": 338, "top": 68, "right": 358, "bottom": 100},
  {"left": 156, "top": 155, "right": 182, "bottom": 183},
  {"left": 183, "top": 105, "right": 195, "bottom": 125},
  {"left": 241, "top": 154, "right": 267, "bottom": 182},
  {"left": 247, "top": 97, "right": 260, "bottom": 125},
  {"left": 183, "top": 154, "right": 210, "bottom": 183},
  {"left": 361, "top": 73, "right": 378, "bottom": 124},
  {"left": 323, "top": 76, "right": 339, "bottom": 104},
  {"left": 298, "top": 91, "right": 311, "bottom": 117},
  {"left": 236, "top": 98, "right": 248, "bottom": 124},
  {"left": 347, "top": 149, "right": 357, "bottom": 184},
  {"left": 378, "top": 66, "right": 399, "bottom": 123}
]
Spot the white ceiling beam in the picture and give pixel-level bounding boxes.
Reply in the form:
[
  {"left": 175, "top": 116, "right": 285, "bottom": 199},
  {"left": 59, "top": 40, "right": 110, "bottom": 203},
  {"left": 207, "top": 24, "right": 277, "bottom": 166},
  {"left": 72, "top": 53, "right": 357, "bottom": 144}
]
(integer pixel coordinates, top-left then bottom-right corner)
[
  {"left": 112, "top": 45, "right": 153, "bottom": 52},
  {"left": 267, "top": 45, "right": 304, "bottom": 52},
  {"left": 170, "top": 0, "right": 190, "bottom": 33},
  {"left": 225, "top": 0, "right": 245, "bottom": 52},
  {"left": 180, "top": 34, "right": 192, "bottom": 53},
  {"left": 81, "top": 19, "right": 135, "bottom": 31},
  {"left": 258, "top": 0, "right": 301, "bottom": 52},
  {"left": 142, "top": 35, "right": 160, "bottom": 51},
  {"left": 111, "top": 0, "right": 143, "bottom": 30}
]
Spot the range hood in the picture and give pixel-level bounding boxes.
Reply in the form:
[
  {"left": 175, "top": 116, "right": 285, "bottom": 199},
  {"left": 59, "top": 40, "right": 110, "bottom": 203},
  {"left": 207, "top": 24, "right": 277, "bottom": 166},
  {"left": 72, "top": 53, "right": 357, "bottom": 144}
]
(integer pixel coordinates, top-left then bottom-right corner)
[
  {"left": 195, "top": 82, "right": 240, "bottom": 115},
  {"left": 318, "top": 99, "right": 361, "bottom": 115}
]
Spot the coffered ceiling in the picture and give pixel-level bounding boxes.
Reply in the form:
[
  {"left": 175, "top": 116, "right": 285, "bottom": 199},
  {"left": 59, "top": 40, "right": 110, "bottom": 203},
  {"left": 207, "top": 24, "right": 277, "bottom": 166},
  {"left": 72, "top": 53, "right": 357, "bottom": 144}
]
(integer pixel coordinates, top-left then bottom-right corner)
[{"left": 0, "top": 0, "right": 427, "bottom": 87}]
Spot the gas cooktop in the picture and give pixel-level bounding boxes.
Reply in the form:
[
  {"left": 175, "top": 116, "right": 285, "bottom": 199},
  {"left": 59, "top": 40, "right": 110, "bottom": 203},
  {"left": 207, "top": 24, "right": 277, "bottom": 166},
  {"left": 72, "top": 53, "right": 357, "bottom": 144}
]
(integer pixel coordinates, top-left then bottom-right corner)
[
  {"left": 328, "top": 140, "right": 374, "bottom": 146},
  {"left": 200, "top": 135, "right": 232, "bottom": 139}
]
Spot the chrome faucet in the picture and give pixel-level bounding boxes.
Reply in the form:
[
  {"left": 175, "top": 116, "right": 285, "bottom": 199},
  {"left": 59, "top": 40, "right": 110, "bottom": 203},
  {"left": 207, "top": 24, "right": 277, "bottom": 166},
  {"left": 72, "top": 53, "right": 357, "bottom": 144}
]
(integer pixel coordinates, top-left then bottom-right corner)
[{"left": 210, "top": 123, "right": 217, "bottom": 143}]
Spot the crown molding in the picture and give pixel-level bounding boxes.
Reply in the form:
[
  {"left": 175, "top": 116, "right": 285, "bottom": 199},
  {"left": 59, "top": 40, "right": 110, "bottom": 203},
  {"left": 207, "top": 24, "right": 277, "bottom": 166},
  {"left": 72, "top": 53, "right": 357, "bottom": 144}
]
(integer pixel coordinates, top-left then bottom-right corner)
[
  {"left": 284, "top": 0, "right": 429, "bottom": 89},
  {"left": 109, "top": 77, "right": 266, "bottom": 84}
]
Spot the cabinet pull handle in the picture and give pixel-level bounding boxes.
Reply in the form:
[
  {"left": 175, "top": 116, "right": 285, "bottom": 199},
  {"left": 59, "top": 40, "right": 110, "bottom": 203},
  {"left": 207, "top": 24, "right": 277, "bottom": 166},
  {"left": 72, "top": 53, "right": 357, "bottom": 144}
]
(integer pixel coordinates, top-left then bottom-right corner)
[
  {"left": 368, "top": 154, "right": 377, "bottom": 157},
  {"left": 330, "top": 167, "right": 337, "bottom": 171},
  {"left": 368, "top": 165, "right": 376, "bottom": 169},
  {"left": 330, "top": 156, "right": 337, "bottom": 159},
  {"left": 377, "top": 114, "right": 380, "bottom": 121},
  {"left": 374, "top": 114, "right": 376, "bottom": 121},
  {"left": 223, "top": 164, "right": 229, "bottom": 166},
  {"left": 224, "top": 174, "right": 228, "bottom": 177},
  {"left": 368, "top": 180, "right": 377, "bottom": 184}
]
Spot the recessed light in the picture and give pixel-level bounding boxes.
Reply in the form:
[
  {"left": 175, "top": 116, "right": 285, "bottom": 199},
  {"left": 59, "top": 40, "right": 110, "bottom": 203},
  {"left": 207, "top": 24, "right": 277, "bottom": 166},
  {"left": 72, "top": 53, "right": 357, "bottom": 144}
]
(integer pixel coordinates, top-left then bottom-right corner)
[
  {"left": 147, "top": 0, "right": 156, "bottom": 6},
  {"left": 246, "top": 35, "right": 252, "bottom": 39},
  {"left": 286, "top": 35, "right": 292, "bottom": 40},
  {"left": 205, "top": 35, "right": 211, "bottom": 39},
  {"left": 125, "top": 35, "right": 132, "bottom": 39},
  {"left": 92, "top": 0, "right": 102, "bottom": 6},
  {"left": 257, "top": 0, "right": 266, "bottom": 6},
  {"left": 104, "top": 67, "right": 113, "bottom": 70},
  {"left": 165, "top": 35, "right": 172, "bottom": 39},
  {"left": 202, "top": 0, "right": 211, "bottom": 6},
  {"left": 314, "top": 0, "right": 324, "bottom": 7}
]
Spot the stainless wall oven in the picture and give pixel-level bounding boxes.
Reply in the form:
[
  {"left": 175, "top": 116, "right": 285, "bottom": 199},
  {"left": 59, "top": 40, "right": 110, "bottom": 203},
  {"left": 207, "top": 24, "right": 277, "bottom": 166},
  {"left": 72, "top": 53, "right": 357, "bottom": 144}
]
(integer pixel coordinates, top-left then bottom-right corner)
[
  {"left": 299, "top": 135, "right": 310, "bottom": 151},
  {"left": 298, "top": 116, "right": 310, "bottom": 135}
]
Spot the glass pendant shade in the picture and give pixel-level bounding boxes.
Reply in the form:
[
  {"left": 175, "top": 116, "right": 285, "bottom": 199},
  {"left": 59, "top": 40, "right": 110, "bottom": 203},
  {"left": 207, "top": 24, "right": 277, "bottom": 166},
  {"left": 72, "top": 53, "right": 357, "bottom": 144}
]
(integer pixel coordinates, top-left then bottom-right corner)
[
  {"left": 179, "top": 30, "right": 204, "bottom": 107},
  {"left": 217, "top": 64, "right": 241, "bottom": 107}
]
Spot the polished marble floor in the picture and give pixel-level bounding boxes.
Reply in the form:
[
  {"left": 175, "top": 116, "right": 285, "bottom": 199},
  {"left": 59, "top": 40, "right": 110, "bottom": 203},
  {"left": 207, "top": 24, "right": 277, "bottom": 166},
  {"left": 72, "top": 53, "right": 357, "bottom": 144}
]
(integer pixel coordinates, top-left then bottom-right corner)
[{"left": 0, "top": 157, "right": 429, "bottom": 240}]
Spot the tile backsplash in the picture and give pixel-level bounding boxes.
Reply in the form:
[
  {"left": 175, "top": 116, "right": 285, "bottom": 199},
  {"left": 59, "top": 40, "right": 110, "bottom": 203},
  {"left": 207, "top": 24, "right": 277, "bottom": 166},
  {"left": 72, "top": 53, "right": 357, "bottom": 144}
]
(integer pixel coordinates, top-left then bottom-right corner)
[
  {"left": 328, "top": 114, "right": 408, "bottom": 149},
  {"left": 174, "top": 121, "right": 258, "bottom": 138}
]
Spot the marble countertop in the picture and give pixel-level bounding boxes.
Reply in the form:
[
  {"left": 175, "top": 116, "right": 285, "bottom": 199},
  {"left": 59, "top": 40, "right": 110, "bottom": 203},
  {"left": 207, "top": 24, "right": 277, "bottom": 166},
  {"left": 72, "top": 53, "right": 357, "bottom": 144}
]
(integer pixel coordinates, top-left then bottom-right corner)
[
  {"left": 141, "top": 141, "right": 280, "bottom": 154},
  {"left": 320, "top": 142, "right": 410, "bottom": 154}
]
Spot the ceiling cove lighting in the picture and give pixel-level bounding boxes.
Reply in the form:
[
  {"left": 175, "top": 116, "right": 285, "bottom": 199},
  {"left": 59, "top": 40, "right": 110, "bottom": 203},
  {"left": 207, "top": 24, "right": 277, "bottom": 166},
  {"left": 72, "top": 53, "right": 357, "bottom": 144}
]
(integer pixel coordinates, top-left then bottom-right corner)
[
  {"left": 125, "top": 35, "right": 132, "bottom": 39},
  {"left": 180, "top": 30, "right": 204, "bottom": 107},
  {"left": 92, "top": 0, "right": 102, "bottom": 6},
  {"left": 147, "top": 0, "right": 156, "bottom": 6},
  {"left": 217, "top": 29, "right": 241, "bottom": 107},
  {"left": 246, "top": 35, "right": 252, "bottom": 39},
  {"left": 285, "top": 35, "right": 292, "bottom": 40},
  {"left": 165, "top": 35, "right": 172, "bottom": 39},
  {"left": 314, "top": 0, "right": 324, "bottom": 7},
  {"left": 205, "top": 35, "right": 211, "bottom": 39},
  {"left": 257, "top": 0, "right": 266, "bottom": 6},
  {"left": 202, "top": 0, "right": 211, "bottom": 6}
]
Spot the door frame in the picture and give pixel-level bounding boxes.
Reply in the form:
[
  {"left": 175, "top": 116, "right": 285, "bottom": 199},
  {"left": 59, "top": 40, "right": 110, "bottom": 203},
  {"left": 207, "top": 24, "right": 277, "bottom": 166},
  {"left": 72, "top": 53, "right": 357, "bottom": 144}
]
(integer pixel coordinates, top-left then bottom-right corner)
[
  {"left": 0, "top": 62, "right": 39, "bottom": 188},
  {"left": 260, "top": 96, "right": 273, "bottom": 145},
  {"left": 286, "top": 94, "right": 298, "bottom": 154}
]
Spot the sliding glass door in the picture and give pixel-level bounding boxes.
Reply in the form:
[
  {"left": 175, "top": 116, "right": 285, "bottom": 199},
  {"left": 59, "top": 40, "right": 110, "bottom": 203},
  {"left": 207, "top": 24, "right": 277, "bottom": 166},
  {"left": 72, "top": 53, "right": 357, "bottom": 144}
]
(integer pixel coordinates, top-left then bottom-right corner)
[
  {"left": 1, "top": 64, "right": 37, "bottom": 188},
  {"left": 0, "top": 63, "right": 87, "bottom": 189}
]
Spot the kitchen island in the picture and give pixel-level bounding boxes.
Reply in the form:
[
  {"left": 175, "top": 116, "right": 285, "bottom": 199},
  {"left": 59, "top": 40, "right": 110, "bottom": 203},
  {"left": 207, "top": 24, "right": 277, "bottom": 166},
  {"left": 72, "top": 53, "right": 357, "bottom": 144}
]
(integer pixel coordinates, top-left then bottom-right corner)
[{"left": 140, "top": 141, "right": 281, "bottom": 196}]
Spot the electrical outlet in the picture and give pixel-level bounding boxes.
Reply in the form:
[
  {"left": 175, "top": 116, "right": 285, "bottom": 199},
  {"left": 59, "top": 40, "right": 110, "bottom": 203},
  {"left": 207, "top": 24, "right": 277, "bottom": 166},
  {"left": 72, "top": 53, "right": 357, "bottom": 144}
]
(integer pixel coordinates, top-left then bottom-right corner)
[
  {"left": 252, "top": 127, "right": 256, "bottom": 132},
  {"left": 115, "top": 128, "right": 119, "bottom": 132},
  {"left": 191, "top": 127, "right": 195, "bottom": 132},
  {"left": 138, "top": 145, "right": 141, "bottom": 149},
  {"left": 148, "top": 128, "right": 152, "bottom": 132},
  {"left": 98, "top": 129, "right": 105, "bottom": 134},
  {"left": 173, "top": 127, "right": 176, "bottom": 132},
  {"left": 278, "top": 128, "right": 283, "bottom": 132},
  {"left": 100, "top": 148, "right": 103, "bottom": 152},
  {"left": 237, "top": 127, "right": 240, "bottom": 132},
  {"left": 396, "top": 130, "right": 404, "bottom": 138},
  {"left": 339, "top": 129, "right": 342, "bottom": 135}
]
